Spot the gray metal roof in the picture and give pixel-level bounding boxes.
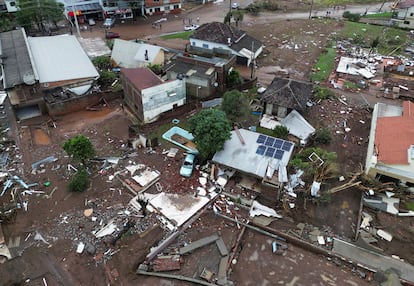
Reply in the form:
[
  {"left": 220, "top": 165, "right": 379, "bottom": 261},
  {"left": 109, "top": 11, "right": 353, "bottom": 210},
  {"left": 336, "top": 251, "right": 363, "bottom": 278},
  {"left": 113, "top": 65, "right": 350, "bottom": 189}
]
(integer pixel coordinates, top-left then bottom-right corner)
[
  {"left": 212, "top": 129, "right": 294, "bottom": 178},
  {"left": 28, "top": 34, "right": 99, "bottom": 84},
  {"left": 0, "top": 28, "right": 36, "bottom": 89}
]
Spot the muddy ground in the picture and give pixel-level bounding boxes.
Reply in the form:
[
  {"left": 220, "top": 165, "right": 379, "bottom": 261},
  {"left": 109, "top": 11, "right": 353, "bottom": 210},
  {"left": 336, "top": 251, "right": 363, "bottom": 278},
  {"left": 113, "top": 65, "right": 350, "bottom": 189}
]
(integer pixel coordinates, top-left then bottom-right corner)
[{"left": 1, "top": 2, "right": 414, "bottom": 286}]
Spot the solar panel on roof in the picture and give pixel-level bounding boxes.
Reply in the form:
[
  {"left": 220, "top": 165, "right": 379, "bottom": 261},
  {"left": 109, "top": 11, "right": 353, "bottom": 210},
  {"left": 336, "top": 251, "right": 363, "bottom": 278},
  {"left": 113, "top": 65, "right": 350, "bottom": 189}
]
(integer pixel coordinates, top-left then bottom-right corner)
[
  {"left": 257, "top": 134, "right": 266, "bottom": 144},
  {"left": 282, "top": 141, "right": 293, "bottom": 152},
  {"left": 264, "top": 137, "right": 275, "bottom": 146},
  {"left": 256, "top": 145, "right": 266, "bottom": 155},
  {"left": 265, "top": 147, "right": 275, "bottom": 157},
  {"left": 274, "top": 149, "right": 284, "bottom": 160},
  {"left": 273, "top": 139, "right": 283, "bottom": 149}
]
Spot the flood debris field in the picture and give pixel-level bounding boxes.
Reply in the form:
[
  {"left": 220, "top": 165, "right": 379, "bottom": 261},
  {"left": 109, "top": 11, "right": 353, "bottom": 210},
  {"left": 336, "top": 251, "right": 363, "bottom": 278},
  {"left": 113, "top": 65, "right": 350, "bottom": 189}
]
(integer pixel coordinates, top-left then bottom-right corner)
[{"left": 2, "top": 7, "right": 414, "bottom": 286}]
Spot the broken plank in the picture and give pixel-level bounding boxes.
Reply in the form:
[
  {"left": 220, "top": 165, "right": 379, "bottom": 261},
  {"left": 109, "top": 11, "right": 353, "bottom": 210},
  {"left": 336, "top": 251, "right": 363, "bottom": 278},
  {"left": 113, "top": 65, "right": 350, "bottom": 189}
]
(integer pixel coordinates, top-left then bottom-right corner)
[
  {"left": 217, "top": 256, "right": 228, "bottom": 286},
  {"left": 179, "top": 234, "right": 219, "bottom": 255},
  {"left": 215, "top": 237, "right": 228, "bottom": 257}
]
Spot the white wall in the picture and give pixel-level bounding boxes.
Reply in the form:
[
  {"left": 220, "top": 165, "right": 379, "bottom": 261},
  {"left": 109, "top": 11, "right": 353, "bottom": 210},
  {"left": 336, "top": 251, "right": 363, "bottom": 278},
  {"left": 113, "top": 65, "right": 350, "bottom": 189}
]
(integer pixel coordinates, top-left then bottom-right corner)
[{"left": 142, "top": 79, "right": 186, "bottom": 123}]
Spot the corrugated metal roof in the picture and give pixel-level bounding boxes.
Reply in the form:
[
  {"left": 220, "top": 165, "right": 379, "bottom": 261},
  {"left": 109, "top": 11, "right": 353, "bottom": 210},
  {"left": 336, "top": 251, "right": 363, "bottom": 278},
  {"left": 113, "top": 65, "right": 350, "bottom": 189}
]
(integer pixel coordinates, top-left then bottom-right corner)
[
  {"left": 134, "top": 43, "right": 162, "bottom": 63},
  {"left": 212, "top": 129, "right": 294, "bottom": 179},
  {"left": 28, "top": 35, "right": 99, "bottom": 84},
  {"left": 121, "top": 67, "right": 163, "bottom": 90},
  {"left": 0, "top": 28, "right": 36, "bottom": 89}
]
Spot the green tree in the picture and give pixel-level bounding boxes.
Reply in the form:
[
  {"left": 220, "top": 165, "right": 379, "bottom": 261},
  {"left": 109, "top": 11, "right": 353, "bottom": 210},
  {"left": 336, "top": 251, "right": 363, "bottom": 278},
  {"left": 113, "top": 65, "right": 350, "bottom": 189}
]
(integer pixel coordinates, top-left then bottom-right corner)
[
  {"left": 313, "top": 127, "right": 332, "bottom": 144},
  {"left": 16, "top": 0, "right": 64, "bottom": 32},
  {"left": 0, "top": 15, "right": 13, "bottom": 32},
  {"left": 63, "top": 135, "right": 95, "bottom": 165},
  {"left": 227, "top": 70, "right": 242, "bottom": 87},
  {"left": 68, "top": 167, "right": 90, "bottom": 192},
  {"left": 224, "top": 12, "right": 232, "bottom": 25},
  {"left": 221, "top": 90, "right": 250, "bottom": 124},
  {"left": 98, "top": 70, "right": 117, "bottom": 86},
  {"left": 232, "top": 10, "right": 244, "bottom": 27},
  {"left": 273, "top": 125, "right": 289, "bottom": 140},
  {"left": 189, "top": 109, "right": 232, "bottom": 159}
]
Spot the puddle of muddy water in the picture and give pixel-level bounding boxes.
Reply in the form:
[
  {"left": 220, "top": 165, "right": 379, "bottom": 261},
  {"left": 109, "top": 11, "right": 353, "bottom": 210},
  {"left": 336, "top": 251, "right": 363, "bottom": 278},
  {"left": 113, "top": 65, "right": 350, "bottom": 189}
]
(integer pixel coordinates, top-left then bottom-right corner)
[{"left": 33, "top": 128, "right": 51, "bottom": 145}]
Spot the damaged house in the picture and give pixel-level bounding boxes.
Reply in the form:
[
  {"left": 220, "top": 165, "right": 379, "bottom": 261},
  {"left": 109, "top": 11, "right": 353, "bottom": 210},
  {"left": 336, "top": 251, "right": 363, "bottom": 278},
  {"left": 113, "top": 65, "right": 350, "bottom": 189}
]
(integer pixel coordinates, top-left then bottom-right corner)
[
  {"left": 261, "top": 77, "right": 313, "bottom": 118},
  {"left": 212, "top": 128, "right": 295, "bottom": 188},
  {"left": 0, "top": 28, "right": 100, "bottom": 119},
  {"left": 391, "top": 0, "right": 414, "bottom": 29},
  {"left": 164, "top": 54, "right": 236, "bottom": 99},
  {"left": 111, "top": 39, "right": 165, "bottom": 68},
  {"left": 365, "top": 100, "right": 414, "bottom": 184},
  {"left": 120, "top": 67, "right": 186, "bottom": 123},
  {"left": 189, "top": 22, "right": 263, "bottom": 67}
]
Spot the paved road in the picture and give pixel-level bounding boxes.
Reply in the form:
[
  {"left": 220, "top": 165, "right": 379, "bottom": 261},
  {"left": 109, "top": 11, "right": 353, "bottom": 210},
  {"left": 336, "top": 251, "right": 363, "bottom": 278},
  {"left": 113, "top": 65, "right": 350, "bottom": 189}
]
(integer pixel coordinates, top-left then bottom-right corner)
[{"left": 80, "top": 1, "right": 395, "bottom": 41}]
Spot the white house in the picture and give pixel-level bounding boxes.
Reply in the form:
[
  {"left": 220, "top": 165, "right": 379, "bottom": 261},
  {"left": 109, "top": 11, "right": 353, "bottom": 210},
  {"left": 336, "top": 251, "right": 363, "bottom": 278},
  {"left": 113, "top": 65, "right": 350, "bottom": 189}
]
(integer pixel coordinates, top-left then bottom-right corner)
[{"left": 189, "top": 22, "right": 263, "bottom": 66}]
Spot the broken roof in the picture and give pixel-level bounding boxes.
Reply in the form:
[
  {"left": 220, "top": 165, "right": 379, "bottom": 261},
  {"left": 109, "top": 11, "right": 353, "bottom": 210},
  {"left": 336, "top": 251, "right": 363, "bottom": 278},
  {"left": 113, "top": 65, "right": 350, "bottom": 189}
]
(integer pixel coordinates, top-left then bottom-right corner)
[
  {"left": 28, "top": 34, "right": 99, "bottom": 84},
  {"left": 261, "top": 77, "right": 313, "bottom": 110},
  {"left": 111, "top": 39, "right": 163, "bottom": 68},
  {"left": 375, "top": 101, "right": 414, "bottom": 165},
  {"left": 212, "top": 128, "right": 294, "bottom": 178},
  {"left": 280, "top": 110, "right": 315, "bottom": 141},
  {"left": 165, "top": 60, "right": 215, "bottom": 80},
  {"left": 121, "top": 67, "right": 163, "bottom": 90},
  {"left": 0, "top": 28, "right": 37, "bottom": 89}
]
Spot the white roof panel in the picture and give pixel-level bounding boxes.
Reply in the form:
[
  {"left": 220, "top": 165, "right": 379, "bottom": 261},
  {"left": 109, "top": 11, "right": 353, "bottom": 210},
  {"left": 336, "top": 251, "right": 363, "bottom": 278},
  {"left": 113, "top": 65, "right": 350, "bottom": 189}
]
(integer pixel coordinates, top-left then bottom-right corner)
[
  {"left": 111, "top": 39, "right": 141, "bottom": 68},
  {"left": 28, "top": 35, "right": 99, "bottom": 84},
  {"left": 134, "top": 43, "right": 162, "bottom": 63},
  {"left": 212, "top": 129, "right": 294, "bottom": 178},
  {"left": 280, "top": 110, "right": 315, "bottom": 140}
]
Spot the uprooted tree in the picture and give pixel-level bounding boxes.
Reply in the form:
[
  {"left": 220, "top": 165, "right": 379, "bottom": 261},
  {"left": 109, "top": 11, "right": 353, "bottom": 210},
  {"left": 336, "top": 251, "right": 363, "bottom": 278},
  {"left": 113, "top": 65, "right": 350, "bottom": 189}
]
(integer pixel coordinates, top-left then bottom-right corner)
[{"left": 189, "top": 109, "right": 232, "bottom": 159}]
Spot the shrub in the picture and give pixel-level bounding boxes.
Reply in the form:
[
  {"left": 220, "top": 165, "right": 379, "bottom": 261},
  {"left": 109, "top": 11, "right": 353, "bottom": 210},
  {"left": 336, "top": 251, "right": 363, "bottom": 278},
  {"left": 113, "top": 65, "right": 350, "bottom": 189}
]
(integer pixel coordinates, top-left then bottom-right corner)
[
  {"left": 314, "top": 86, "right": 335, "bottom": 100},
  {"left": 245, "top": 2, "right": 261, "bottom": 15},
  {"left": 314, "top": 127, "right": 332, "bottom": 144},
  {"left": 68, "top": 168, "right": 90, "bottom": 192},
  {"left": 273, "top": 125, "right": 289, "bottom": 139},
  {"left": 343, "top": 11, "right": 361, "bottom": 22}
]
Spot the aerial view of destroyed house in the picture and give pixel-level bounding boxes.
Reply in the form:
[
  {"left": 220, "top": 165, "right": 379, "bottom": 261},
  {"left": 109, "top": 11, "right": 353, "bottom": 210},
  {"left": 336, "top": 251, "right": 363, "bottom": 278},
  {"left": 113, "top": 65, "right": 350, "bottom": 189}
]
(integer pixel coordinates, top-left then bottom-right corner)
[{"left": 1, "top": 0, "right": 414, "bottom": 285}]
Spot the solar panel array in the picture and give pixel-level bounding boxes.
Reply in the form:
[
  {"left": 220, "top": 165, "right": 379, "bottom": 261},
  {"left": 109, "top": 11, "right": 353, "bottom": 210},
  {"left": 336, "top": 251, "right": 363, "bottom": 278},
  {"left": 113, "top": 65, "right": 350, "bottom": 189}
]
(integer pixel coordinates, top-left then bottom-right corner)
[{"left": 255, "top": 134, "right": 293, "bottom": 160}]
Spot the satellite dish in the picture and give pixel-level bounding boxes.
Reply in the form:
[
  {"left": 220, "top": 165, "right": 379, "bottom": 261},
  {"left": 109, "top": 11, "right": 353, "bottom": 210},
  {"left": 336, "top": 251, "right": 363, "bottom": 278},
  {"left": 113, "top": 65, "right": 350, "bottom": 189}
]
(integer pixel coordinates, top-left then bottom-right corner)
[{"left": 23, "top": 72, "right": 35, "bottom": 85}]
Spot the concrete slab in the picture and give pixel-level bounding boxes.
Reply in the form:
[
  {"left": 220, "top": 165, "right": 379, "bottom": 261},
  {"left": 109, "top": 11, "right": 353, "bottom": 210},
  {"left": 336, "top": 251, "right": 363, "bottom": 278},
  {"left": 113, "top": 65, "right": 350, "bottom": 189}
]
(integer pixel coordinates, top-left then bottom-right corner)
[
  {"left": 179, "top": 234, "right": 219, "bottom": 255},
  {"left": 333, "top": 238, "right": 414, "bottom": 283}
]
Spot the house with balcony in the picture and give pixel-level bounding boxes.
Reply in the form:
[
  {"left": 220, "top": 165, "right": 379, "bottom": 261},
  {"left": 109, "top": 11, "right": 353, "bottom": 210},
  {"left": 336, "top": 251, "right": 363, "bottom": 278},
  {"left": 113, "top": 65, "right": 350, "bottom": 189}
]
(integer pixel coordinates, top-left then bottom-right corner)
[{"left": 391, "top": 0, "right": 414, "bottom": 29}]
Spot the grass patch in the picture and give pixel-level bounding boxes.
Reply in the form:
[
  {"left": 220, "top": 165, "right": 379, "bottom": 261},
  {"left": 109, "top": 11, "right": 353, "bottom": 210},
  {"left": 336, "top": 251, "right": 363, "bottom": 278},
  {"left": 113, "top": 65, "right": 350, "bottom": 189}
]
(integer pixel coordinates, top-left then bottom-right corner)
[
  {"left": 256, "top": 126, "right": 275, "bottom": 137},
  {"left": 344, "top": 81, "right": 358, "bottom": 89},
  {"left": 160, "top": 31, "right": 193, "bottom": 40},
  {"left": 309, "top": 47, "right": 336, "bottom": 82},
  {"left": 406, "top": 201, "right": 414, "bottom": 211},
  {"left": 363, "top": 12, "right": 392, "bottom": 19},
  {"left": 339, "top": 22, "right": 408, "bottom": 54}
]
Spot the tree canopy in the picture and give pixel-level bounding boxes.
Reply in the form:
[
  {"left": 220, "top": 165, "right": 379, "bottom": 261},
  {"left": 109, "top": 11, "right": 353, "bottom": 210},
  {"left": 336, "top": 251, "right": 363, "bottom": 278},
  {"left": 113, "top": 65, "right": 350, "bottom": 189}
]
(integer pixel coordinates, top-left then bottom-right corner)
[
  {"left": 16, "top": 0, "right": 64, "bottom": 32},
  {"left": 62, "top": 135, "right": 96, "bottom": 165},
  {"left": 189, "top": 109, "right": 232, "bottom": 159},
  {"left": 221, "top": 90, "right": 250, "bottom": 124}
]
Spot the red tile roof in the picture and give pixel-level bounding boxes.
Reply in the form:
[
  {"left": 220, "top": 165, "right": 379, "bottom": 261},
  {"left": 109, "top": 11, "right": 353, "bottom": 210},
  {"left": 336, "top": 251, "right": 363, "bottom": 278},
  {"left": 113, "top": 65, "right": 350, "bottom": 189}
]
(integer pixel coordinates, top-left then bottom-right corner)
[
  {"left": 375, "top": 101, "right": 414, "bottom": 165},
  {"left": 121, "top": 67, "right": 163, "bottom": 90}
]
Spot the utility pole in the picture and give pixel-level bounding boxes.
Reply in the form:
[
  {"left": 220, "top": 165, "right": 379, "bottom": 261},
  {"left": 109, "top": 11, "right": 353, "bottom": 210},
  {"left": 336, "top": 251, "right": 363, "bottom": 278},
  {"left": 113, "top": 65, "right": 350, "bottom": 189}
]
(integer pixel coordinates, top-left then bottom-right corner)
[
  {"left": 308, "top": 0, "right": 314, "bottom": 19},
  {"left": 72, "top": 0, "right": 81, "bottom": 37}
]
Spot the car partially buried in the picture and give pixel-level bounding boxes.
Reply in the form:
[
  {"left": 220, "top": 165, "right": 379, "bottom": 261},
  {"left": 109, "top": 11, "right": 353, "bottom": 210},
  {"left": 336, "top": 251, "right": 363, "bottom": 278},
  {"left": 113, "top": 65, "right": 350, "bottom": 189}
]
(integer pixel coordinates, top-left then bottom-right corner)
[{"left": 180, "top": 153, "right": 196, "bottom": 177}]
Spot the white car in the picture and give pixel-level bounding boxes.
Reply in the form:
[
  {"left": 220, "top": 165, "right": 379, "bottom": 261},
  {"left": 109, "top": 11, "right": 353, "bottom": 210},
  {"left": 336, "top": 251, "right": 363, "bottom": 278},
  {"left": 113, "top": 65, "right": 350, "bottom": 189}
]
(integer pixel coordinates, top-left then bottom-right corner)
[
  {"left": 184, "top": 24, "right": 199, "bottom": 31},
  {"left": 232, "top": 2, "right": 240, "bottom": 9}
]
